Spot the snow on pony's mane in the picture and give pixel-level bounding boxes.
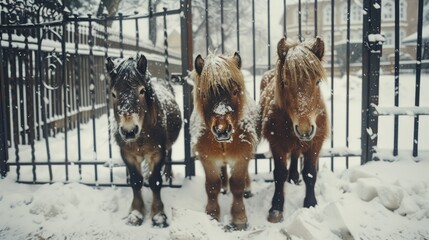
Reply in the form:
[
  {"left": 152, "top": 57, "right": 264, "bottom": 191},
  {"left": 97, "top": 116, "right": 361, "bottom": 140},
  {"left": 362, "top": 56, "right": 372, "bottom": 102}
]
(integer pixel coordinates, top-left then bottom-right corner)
[
  {"left": 193, "top": 53, "right": 245, "bottom": 99},
  {"left": 190, "top": 52, "right": 259, "bottom": 146}
]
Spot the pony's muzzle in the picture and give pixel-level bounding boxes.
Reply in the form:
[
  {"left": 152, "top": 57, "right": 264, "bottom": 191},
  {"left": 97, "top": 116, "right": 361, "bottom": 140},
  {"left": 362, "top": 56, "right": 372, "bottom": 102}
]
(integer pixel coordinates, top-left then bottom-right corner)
[
  {"left": 294, "top": 124, "right": 316, "bottom": 141},
  {"left": 212, "top": 124, "right": 233, "bottom": 142},
  {"left": 119, "top": 125, "right": 140, "bottom": 140}
]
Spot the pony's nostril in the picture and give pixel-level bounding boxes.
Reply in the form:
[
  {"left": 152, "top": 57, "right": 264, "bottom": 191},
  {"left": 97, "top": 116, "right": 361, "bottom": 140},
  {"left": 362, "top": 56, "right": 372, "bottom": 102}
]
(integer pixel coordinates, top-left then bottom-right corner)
[
  {"left": 294, "top": 125, "right": 301, "bottom": 135},
  {"left": 212, "top": 124, "right": 232, "bottom": 142},
  {"left": 120, "top": 125, "right": 139, "bottom": 140},
  {"left": 309, "top": 125, "right": 315, "bottom": 136},
  {"left": 295, "top": 124, "right": 314, "bottom": 140},
  {"left": 226, "top": 124, "right": 232, "bottom": 133}
]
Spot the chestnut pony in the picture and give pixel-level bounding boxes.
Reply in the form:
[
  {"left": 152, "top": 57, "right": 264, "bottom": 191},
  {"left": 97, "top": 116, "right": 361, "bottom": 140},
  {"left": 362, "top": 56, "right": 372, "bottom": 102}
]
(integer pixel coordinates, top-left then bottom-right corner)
[
  {"left": 191, "top": 52, "right": 259, "bottom": 230},
  {"left": 260, "top": 37, "right": 329, "bottom": 223},
  {"left": 105, "top": 55, "right": 182, "bottom": 227}
]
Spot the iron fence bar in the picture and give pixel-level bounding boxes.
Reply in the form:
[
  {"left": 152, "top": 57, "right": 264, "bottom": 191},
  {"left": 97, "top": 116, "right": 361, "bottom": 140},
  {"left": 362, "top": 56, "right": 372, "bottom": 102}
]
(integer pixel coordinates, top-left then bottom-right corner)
[
  {"left": 0, "top": 20, "right": 63, "bottom": 30},
  {"left": 267, "top": 0, "right": 271, "bottom": 71},
  {"left": 345, "top": 0, "right": 350, "bottom": 169},
  {"left": 314, "top": 0, "right": 318, "bottom": 37},
  {"left": 163, "top": 8, "right": 170, "bottom": 82},
  {"left": 298, "top": 0, "right": 302, "bottom": 41},
  {"left": 180, "top": 0, "right": 194, "bottom": 177},
  {"left": 393, "top": 0, "right": 400, "bottom": 156},
  {"left": 0, "top": 35, "right": 9, "bottom": 177},
  {"left": 252, "top": 0, "right": 255, "bottom": 100},
  {"left": 361, "top": 0, "right": 381, "bottom": 164},
  {"left": 14, "top": 180, "right": 183, "bottom": 188},
  {"left": 9, "top": 32, "right": 20, "bottom": 181},
  {"left": 221, "top": 0, "right": 224, "bottom": 54},
  {"left": 118, "top": 13, "right": 124, "bottom": 58},
  {"left": 73, "top": 15, "right": 82, "bottom": 180},
  {"left": 205, "top": 0, "right": 209, "bottom": 55},
  {"left": 283, "top": 0, "right": 287, "bottom": 36},
  {"left": 103, "top": 15, "right": 113, "bottom": 184},
  {"left": 254, "top": 0, "right": 258, "bottom": 175},
  {"left": 37, "top": 28, "right": 52, "bottom": 180},
  {"left": 34, "top": 51, "right": 41, "bottom": 142},
  {"left": 413, "top": 0, "right": 423, "bottom": 157},
  {"left": 135, "top": 12, "right": 140, "bottom": 55},
  {"left": 24, "top": 30, "right": 37, "bottom": 183},
  {"left": 18, "top": 53, "right": 25, "bottom": 145},
  {"left": 330, "top": 0, "right": 335, "bottom": 170},
  {"left": 62, "top": 15, "right": 69, "bottom": 182},
  {"left": 69, "top": 9, "right": 182, "bottom": 23},
  {"left": 88, "top": 14, "right": 98, "bottom": 183},
  {"left": 236, "top": 0, "right": 240, "bottom": 52}
]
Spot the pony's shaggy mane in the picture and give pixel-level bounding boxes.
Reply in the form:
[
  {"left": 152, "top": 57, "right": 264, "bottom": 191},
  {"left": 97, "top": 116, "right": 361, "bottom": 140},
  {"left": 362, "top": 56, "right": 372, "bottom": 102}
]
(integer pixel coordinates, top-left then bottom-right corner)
[
  {"left": 275, "top": 39, "right": 327, "bottom": 108},
  {"left": 193, "top": 53, "right": 245, "bottom": 98}
]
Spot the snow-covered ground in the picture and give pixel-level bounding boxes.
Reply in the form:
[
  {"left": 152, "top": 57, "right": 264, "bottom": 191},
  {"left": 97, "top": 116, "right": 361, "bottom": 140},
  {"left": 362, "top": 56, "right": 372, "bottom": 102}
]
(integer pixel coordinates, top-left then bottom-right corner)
[
  {"left": 1, "top": 155, "right": 428, "bottom": 239},
  {"left": 1, "top": 72, "right": 428, "bottom": 239}
]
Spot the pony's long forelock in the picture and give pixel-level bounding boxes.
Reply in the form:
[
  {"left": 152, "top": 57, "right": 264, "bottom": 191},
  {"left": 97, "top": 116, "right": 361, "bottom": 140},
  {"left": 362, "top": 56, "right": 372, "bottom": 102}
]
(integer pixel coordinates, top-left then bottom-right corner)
[
  {"left": 275, "top": 41, "right": 327, "bottom": 109},
  {"left": 194, "top": 53, "right": 244, "bottom": 98}
]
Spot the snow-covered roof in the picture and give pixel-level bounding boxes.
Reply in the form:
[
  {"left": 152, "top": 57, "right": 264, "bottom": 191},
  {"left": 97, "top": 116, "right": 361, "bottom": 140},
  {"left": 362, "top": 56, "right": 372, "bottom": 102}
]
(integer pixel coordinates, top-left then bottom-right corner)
[{"left": 402, "top": 25, "right": 429, "bottom": 45}]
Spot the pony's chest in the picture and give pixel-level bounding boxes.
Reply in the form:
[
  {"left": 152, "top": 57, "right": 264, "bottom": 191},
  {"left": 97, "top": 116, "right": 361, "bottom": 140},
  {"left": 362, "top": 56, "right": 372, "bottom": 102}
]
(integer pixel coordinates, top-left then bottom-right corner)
[{"left": 263, "top": 111, "right": 293, "bottom": 135}]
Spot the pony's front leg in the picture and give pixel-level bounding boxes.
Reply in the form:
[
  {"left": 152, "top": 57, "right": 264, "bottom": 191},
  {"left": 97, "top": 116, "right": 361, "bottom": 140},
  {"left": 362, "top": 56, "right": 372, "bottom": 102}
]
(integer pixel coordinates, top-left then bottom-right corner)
[
  {"left": 268, "top": 150, "right": 288, "bottom": 223},
  {"left": 201, "top": 159, "right": 221, "bottom": 221},
  {"left": 229, "top": 160, "right": 249, "bottom": 230},
  {"left": 122, "top": 151, "right": 145, "bottom": 226},
  {"left": 220, "top": 165, "right": 229, "bottom": 194},
  {"left": 302, "top": 150, "right": 319, "bottom": 208},
  {"left": 243, "top": 170, "right": 253, "bottom": 198},
  {"left": 148, "top": 151, "right": 168, "bottom": 227},
  {"left": 288, "top": 153, "right": 300, "bottom": 184}
]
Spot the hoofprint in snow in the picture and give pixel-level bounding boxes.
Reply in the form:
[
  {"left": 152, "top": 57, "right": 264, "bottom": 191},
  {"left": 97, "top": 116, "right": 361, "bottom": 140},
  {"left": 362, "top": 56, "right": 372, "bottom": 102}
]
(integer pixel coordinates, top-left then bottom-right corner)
[{"left": 1, "top": 72, "right": 429, "bottom": 240}]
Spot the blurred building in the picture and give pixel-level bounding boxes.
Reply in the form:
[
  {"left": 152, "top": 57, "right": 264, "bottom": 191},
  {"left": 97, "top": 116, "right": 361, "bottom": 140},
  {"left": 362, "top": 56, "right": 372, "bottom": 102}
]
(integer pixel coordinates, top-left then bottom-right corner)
[{"left": 282, "top": 0, "right": 426, "bottom": 75}]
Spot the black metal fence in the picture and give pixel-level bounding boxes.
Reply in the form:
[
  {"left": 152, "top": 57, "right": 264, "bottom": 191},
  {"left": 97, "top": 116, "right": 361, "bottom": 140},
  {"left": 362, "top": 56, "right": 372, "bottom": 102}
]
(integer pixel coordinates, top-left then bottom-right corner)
[
  {"left": 0, "top": 0, "right": 189, "bottom": 186},
  {"left": 0, "top": 0, "right": 427, "bottom": 186}
]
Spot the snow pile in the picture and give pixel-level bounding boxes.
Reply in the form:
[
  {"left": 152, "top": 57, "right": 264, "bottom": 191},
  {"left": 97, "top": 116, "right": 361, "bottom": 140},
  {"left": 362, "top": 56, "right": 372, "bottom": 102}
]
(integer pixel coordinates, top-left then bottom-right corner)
[{"left": 1, "top": 158, "right": 429, "bottom": 239}]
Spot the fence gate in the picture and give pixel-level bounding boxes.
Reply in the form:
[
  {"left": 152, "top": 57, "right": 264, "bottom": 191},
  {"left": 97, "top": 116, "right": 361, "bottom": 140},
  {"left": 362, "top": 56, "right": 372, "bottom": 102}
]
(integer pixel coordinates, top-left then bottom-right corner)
[
  {"left": 0, "top": 0, "right": 193, "bottom": 187},
  {"left": 1, "top": 0, "right": 428, "bottom": 186}
]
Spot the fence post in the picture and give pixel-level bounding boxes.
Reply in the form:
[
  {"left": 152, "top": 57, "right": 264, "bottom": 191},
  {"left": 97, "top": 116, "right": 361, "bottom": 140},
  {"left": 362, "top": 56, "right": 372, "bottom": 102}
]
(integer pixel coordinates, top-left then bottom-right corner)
[
  {"left": 180, "top": 0, "right": 195, "bottom": 177},
  {"left": 361, "top": 0, "right": 382, "bottom": 164},
  {"left": 0, "top": 43, "right": 9, "bottom": 178}
]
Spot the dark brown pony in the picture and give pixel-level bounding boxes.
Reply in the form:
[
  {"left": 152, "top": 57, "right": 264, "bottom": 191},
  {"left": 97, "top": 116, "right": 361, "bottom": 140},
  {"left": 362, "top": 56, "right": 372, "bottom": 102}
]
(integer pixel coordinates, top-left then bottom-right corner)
[
  {"left": 105, "top": 55, "right": 182, "bottom": 227},
  {"left": 191, "top": 52, "right": 259, "bottom": 230},
  {"left": 260, "top": 36, "right": 329, "bottom": 223}
]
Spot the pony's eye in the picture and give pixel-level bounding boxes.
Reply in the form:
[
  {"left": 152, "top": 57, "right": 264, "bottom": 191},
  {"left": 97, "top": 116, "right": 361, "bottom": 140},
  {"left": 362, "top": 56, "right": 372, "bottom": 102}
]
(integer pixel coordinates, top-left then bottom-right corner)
[
  {"left": 139, "top": 87, "right": 145, "bottom": 95},
  {"left": 111, "top": 91, "right": 116, "bottom": 98},
  {"left": 316, "top": 80, "right": 321, "bottom": 86},
  {"left": 233, "top": 88, "right": 240, "bottom": 96}
]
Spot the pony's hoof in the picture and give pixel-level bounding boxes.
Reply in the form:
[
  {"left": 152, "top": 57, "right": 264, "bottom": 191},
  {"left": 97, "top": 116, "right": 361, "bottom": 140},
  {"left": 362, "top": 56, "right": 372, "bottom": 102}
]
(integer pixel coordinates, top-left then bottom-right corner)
[
  {"left": 267, "top": 210, "right": 283, "bottom": 223},
  {"left": 126, "top": 210, "right": 144, "bottom": 226},
  {"left": 244, "top": 191, "right": 254, "bottom": 198},
  {"left": 304, "top": 197, "right": 317, "bottom": 208},
  {"left": 288, "top": 178, "right": 301, "bottom": 185},
  {"left": 288, "top": 172, "right": 300, "bottom": 184},
  {"left": 224, "top": 223, "right": 248, "bottom": 232},
  {"left": 152, "top": 212, "right": 168, "bottom": 228}
]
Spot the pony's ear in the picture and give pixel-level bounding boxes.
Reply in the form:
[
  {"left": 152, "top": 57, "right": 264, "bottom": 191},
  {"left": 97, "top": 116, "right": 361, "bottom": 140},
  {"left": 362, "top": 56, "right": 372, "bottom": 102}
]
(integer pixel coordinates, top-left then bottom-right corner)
[
  {"left": 194, "top": 54, "right": 205, "bottom": 76},
  {"left": 307, "top": 36, "right": 325, "bottom": 60},
  {"left": 106, "top": 57, "right": 115, "bottom": 74},
  {"left": 106, "top": 57, "right": 116, "bottom": 87},
  {"left": 137, "top": 54, "right": 148, "bottom": 75},
  {"left": 277, "top": 36, "right": 289, "bottom": 62},
  {"left": 233, "top": 52, "right": 242, "bottom": 69}
]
